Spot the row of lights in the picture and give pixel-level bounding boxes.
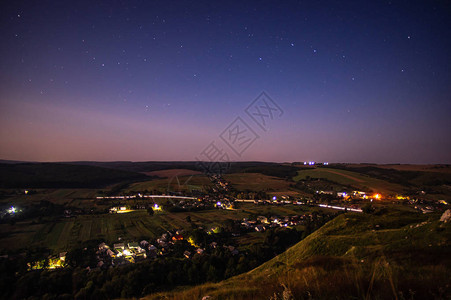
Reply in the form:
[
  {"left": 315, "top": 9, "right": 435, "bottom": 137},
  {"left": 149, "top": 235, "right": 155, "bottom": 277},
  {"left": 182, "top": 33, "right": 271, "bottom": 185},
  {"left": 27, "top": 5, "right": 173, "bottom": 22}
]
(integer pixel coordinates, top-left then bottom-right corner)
[{"left": 303, "top": 162, "right": 329, "bottom": 165}]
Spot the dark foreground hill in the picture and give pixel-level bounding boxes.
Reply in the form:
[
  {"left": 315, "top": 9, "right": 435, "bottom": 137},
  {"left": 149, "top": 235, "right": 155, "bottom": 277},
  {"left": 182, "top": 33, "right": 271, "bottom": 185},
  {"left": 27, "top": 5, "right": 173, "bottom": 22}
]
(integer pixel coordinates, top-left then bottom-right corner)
[
  {"left": 146, "top": 208, "right": 451, "bottom": 299},
  {"left": 0, "top": 163, "right": 149, "bottom": 188}
]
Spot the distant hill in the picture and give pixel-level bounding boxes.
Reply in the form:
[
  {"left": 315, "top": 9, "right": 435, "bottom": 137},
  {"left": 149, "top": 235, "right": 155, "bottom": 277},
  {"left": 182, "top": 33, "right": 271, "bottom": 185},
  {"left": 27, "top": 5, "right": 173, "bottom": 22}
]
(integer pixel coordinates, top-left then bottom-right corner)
[
  {"left": 0, "top": 159, "right": 28, "bottom": 164},
  {"left": 0, "top": 163, "right": 149, "bottom": 188},
  {"left": 55, "top": 161, "right": 299, "bottom": 178},
  {"left": 146, "top": 209, "right": 450, "bottom": 299},
  {"left": 327, "top": 164, "right": 451, "bottom": 188}
]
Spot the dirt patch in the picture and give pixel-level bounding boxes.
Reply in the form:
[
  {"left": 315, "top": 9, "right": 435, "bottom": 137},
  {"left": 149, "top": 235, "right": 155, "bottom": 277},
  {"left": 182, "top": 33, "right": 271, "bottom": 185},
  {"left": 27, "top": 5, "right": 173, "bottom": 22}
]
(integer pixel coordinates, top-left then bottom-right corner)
[
  {"left": 323, "top": 169, "right": 365, "bottom": 183},
  {"left": 143, "top": 169, "right": 202, "bottom": 178}
]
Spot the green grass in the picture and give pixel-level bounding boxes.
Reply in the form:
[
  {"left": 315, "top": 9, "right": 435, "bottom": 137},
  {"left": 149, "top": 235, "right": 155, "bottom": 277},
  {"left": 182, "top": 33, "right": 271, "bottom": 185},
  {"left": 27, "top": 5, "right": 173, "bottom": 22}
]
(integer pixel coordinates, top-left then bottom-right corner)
[
  {"left": 0, "top": 200, "right": 340, "bottom": 254},
  {"left": 0, "top": 188, "right": 103, "bottom": 207},
  {"left": 224, "top": 173, "right": 299, "bottom": 195},
  {"left": 0, "top": 207, "right": 270, "bottom": 253},
  {"left": 293, "top": 168, "right": 406, "bottom": 194},
  {"left": 126, "top": 174, "right": 213, "bottom": 193}
]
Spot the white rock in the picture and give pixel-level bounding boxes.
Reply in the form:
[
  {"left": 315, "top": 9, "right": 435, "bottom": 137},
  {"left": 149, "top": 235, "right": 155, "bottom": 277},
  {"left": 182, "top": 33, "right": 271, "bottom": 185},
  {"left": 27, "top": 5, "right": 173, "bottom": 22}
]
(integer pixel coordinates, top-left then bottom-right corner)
[{"left": 440, "top": 209, "right": 451, "bottom": 223}]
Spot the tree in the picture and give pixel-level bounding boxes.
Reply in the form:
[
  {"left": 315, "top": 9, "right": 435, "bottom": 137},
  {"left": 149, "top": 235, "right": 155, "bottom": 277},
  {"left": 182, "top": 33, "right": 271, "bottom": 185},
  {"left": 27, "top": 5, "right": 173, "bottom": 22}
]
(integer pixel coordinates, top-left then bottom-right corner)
[{"left": 362, "top": 203, "right": 375, "bottom": 214}]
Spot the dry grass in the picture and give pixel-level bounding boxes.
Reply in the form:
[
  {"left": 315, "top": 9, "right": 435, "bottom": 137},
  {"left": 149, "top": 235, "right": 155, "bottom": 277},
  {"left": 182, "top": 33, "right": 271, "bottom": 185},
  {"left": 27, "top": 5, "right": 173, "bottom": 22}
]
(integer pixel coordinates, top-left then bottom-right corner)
[{"left": 143, "top": 211, "right": 451, "bottom": 300}]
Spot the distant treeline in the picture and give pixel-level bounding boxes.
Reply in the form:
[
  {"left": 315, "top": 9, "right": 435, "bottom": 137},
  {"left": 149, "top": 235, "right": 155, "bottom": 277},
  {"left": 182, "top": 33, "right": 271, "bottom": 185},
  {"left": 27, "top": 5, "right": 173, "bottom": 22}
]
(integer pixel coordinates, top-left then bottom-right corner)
[
  {"left": 68, "top": 161, "right": 202, "bottom": 173},
  {"left": 0, "top": 163, "right": 149, "bottom": 188}
]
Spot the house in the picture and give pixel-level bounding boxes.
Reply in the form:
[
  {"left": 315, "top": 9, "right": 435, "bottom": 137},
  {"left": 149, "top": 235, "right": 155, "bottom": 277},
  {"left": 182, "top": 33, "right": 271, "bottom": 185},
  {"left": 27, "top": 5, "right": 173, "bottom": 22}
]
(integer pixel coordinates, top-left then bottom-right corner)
[
  {"left": 183, "top": 251, "right": 192, "bottom": 259},
  {"left": 318, "top": 190, "right": 334, "bottom": 195},
  {"left": 257, "top": 216, "right": 268, "bottom": 223},
  {"left": 59, "top": 252, "right": 67, "bottom": 261},
  {"left": 172, "top": 234, "right": 184, "bottom": 241},
  {"left": 106, "top": 249, "right": 115, "bottom": 257},
  {"left": 98, "top": 242, "right": 108, "bottom": 250},
  {"left": 128, "top": 242, "right": 139, "bottom": 249},
  {"left": 255, "top": 225, "right": 265, "bottom": 232},
  {"left": 114, "top": 243, "right": 125, "bottom": 250},
  {"left": 157, "top": 239, "right": 168, "bottom": 248},
  {"left": 196, "top": 248, "right": 204, "bottom": 255}
]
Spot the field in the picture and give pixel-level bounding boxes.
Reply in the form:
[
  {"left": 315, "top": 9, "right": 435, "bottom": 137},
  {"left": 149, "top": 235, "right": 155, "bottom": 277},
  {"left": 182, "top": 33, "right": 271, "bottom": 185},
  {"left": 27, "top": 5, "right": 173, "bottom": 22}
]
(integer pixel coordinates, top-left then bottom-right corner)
[
  {"left": 0, "top": 211, "right": 164, "bottom": 252},
  {"left": 0, "top": 200, "right": 333, "bottom": 253},
  {"left": 0, "top": 188, "right": 101, "bottom": 208},
  {"left": 347, "top": 163, "right": 451, "bottom": 173},
  {"left": 224, "top": 173, "right": 300, "bottom": 196},
  {"left": 0, "top": 207, "right": 248, "bottom": 253},
  {"left": 293, "top": 167, "right": 406, "bottom": 194},
  {"left": 126, "top": 174, "right": 213, "bottom": 193}
]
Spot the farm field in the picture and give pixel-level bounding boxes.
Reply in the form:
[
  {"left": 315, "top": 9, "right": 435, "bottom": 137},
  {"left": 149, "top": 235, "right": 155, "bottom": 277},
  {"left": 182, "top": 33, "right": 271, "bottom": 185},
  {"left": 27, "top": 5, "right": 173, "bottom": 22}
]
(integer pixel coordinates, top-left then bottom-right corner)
[
  {"left": 224, "top": 173, "right": 299, "bottom": 195},
  {"left": 0, "top": 211, "right": 168, "bottom": 252},
  {"left": 0, "top": 202, "right": 327, "bottom": 253},
  {"left": 126, "top": 174, "right": 213, "bottom": 193},
  {"left": 293, "top": 167, "right": 406, "bottom": 194},
  {"left": 0, "top": 208, "right": 246, "bottom": 253},
  {"left": 0, "top": 188, "right": 101, "bottom": 207}
]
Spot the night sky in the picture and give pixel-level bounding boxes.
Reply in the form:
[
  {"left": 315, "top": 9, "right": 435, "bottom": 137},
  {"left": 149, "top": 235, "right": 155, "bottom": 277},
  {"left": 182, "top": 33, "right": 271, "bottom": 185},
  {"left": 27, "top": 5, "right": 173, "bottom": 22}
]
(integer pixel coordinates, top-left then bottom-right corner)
[{"left": 1, "top": 1, "right": 450, "bottom": 163}]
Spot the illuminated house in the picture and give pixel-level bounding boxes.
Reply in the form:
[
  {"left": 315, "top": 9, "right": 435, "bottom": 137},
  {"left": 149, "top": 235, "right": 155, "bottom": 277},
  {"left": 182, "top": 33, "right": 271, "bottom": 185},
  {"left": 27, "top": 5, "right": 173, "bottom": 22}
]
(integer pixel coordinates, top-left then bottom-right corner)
[{"left": 114, "top": 243, "right": 125, "bottom": 250}]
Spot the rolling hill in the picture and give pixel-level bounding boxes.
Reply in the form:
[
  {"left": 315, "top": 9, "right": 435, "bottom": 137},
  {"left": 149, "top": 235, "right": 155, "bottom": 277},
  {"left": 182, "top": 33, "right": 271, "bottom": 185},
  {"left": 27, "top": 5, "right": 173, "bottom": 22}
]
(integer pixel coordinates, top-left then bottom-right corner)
[{"left": 146, "top": 208, "right": 450, "bottom": 299}]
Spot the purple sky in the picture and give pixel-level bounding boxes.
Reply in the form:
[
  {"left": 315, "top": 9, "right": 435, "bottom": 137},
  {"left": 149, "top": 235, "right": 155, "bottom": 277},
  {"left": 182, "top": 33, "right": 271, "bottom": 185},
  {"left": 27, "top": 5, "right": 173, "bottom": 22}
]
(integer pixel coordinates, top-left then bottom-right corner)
[{"left": 1, "top": 1, "right": 450, "bottom": 163}]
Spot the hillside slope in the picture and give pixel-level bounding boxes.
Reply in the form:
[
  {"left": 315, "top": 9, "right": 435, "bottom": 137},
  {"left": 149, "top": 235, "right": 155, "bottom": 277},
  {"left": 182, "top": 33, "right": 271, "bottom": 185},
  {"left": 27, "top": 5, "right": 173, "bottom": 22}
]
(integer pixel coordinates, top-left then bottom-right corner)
[{"left": 146, "top": 209, "right": 450, "bottom": 299}]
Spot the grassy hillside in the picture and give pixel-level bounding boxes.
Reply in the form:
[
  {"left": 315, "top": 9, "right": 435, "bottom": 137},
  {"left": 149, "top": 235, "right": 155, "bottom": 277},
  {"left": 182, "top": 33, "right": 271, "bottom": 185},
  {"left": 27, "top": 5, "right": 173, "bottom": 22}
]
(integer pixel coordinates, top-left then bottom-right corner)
[
  {"left": 293, "top": 167, "right": 406, "bottom": 194},
  {"left": 146, "top": 209, "right": 450, "bottom": 299},
  {"left": 225, "top": 173, "right": 297, "bottom": 194},
  {"left": 126, "top": 174, "right": 213, "bottom": 193}
]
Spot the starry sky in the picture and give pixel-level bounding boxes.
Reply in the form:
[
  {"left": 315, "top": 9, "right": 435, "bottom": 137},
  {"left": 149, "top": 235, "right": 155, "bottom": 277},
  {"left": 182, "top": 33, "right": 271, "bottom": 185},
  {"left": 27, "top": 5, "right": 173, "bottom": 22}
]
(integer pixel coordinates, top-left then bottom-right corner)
[{"left": 1, "top": 0, "right": 450, "bottom": 163}]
